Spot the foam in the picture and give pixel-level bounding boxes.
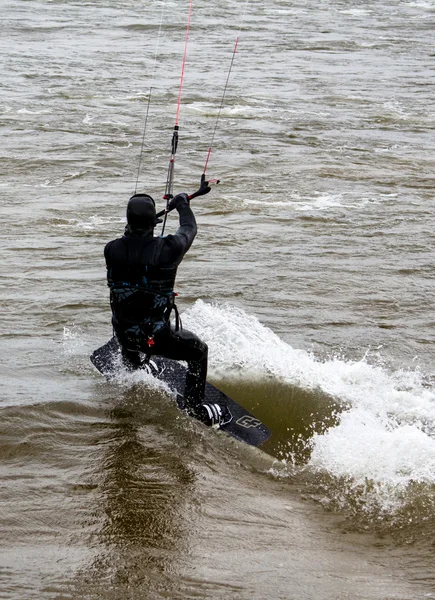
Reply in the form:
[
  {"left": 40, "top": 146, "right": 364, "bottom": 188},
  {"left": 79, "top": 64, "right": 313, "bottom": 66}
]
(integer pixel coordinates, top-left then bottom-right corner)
[
  {"left": 242, "top": 193, "right": 364, "bottom": 212},
  {"left": 183, "top": 300, "right": 435, "bottom": 507},
  {"left": 62, "top": 326, "right": 172, "bottom": 395},
  {"left": 65, "top": 301, "right": 435, "bottom": 511}
]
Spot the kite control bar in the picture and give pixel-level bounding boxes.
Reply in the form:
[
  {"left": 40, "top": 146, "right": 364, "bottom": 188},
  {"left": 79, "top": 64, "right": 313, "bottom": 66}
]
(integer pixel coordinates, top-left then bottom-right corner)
[{"left": 156, "top": 174, "right": 219, "bottom": 219}]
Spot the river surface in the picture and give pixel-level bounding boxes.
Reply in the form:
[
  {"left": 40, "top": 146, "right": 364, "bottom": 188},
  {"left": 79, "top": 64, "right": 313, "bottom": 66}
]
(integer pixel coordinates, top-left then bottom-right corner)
[{"left": 1, "top": 0, "right": 435, "bottom": 598}]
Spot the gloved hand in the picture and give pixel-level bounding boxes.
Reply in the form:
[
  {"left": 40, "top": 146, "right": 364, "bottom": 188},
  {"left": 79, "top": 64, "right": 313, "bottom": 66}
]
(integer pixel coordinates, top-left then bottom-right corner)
[
  {"left": 167, "top": 193, "right": 189, "bottom": 212},
  {"left": 190, "top": 174, "right": 211, "bottom": 199}
]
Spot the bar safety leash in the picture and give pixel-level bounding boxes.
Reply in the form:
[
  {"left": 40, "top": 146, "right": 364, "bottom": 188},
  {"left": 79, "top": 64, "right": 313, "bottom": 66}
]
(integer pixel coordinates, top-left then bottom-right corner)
[{"left": 161, "top": 0, "right": 193, "bottom": 236}]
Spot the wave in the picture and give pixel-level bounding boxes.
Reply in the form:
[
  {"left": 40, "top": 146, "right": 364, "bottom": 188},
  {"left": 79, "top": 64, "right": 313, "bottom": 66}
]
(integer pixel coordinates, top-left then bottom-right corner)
[
  {"left": 181, "top": 300, "right": 435, "bottom": 530},
  {"left": 62, "top": 300, "right": 435, "bottom": 532}
]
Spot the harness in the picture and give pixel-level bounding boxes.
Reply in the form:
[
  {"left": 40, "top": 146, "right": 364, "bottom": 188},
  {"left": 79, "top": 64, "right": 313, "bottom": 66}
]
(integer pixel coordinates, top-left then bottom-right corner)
[{"left": 107, "top": 235, "right": 181, "bottom": 350}]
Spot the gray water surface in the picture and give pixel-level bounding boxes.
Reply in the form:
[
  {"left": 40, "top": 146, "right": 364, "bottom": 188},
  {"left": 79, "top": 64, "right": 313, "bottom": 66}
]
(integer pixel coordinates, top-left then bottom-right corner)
[{"left": 1, "top": 0, "right": 435, "bottom": 598}]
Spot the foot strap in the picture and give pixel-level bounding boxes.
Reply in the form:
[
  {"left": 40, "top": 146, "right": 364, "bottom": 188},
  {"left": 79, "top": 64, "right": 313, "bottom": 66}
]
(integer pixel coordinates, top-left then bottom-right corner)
[{"left": 198, "top": 403, "right": 232, "bottom": 427}]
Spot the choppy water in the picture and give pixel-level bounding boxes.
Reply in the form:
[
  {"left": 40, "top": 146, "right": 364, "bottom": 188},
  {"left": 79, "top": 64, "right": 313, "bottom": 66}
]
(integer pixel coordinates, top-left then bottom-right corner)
[{"left": 1, "top": 0, "right": 435, "bottom": 598}]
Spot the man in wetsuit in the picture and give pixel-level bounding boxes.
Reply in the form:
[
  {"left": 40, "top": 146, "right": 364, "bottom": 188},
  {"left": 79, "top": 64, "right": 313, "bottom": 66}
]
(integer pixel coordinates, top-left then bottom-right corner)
[{"left": 104, "top": 182, "right": 210, "bottom": 418}]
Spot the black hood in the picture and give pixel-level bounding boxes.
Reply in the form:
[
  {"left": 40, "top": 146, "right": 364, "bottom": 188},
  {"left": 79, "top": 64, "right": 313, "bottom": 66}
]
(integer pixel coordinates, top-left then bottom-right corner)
[{"left": 126, "top": 194, "right": 162, "bottom": 230}]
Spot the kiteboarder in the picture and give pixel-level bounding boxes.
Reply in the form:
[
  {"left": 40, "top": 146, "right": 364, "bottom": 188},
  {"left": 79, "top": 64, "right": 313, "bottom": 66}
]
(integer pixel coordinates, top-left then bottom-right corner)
[
  {"left": 91, "top": 0, "right": 260, "bottom": 430},
  {"left": 104, "top": 178, "right": 210, "bottom": 416}
]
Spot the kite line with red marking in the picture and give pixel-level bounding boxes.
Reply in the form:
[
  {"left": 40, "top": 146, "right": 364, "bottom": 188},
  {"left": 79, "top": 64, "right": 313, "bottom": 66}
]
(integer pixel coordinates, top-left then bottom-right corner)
[
  {"left": 135, "top": 0, "right": 251, "bottom": 231},
  {"left": 160, "top": 0, "right": 193, "bottom": 235}
]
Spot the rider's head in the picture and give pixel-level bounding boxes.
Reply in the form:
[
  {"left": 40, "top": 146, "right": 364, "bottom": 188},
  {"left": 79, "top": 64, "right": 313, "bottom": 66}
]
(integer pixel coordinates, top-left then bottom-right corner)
[{"left": 126, "top": 194, "right": 157, "bottom": 231}]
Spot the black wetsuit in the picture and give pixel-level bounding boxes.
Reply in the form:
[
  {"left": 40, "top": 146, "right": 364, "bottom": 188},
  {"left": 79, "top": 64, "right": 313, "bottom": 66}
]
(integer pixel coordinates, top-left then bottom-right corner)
[{"left": 104, "top": 203, "right": 208, "bottom": 409}]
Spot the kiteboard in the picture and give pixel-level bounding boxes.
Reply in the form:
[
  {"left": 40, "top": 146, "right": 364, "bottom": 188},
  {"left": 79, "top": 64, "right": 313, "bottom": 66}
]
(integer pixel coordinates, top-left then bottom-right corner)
[{"left": 90, "top": 337, "right": 271, "bottom": 448}]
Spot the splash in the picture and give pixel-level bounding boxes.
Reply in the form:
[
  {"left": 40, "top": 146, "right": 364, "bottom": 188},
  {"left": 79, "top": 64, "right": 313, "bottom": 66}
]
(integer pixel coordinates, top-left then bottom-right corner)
[
  {"left": 182, "top": 299, "right": 313, "bottom": 382},
  {"left": 62, "top": 325, "right": 86, "bottom": 356},
  {"left": 62, "top": 327, "right": 172, "bottom": 396},
  {"left": 65, "top": 301, "right": 435, "bottom": 523},
  {"left": 182, "top": 300, "right": 435, "bottom": 521},
  {"left": 96, "top": 350, "right": 173, "bottom": 396},
  {"left": 182, "top": 301, "right": 434, "bottom": 411}
]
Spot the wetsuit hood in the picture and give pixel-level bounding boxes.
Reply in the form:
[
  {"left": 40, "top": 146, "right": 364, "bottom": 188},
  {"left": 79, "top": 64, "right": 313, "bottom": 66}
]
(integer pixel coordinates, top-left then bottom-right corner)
[{"left": 127, "top": 194, "right": 161, "bottom": 230}]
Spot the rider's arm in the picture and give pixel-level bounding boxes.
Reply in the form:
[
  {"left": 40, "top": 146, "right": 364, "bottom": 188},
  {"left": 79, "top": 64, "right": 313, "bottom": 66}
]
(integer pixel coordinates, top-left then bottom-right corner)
[
  {"left": 160, "top": 200, "right": 197, "bottom": 264},
  {"left": 174, "top": 202, "right": 197, "bottom": 249}
]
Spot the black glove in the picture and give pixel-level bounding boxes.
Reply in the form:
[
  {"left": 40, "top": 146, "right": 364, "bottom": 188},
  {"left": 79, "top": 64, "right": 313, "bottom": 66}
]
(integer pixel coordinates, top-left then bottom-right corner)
[
  {"left": 167, "top": 193, "right": 189, "bottom": 212},
  {"left": 190, "top": 174, "right": 211, "bottom": 199}
]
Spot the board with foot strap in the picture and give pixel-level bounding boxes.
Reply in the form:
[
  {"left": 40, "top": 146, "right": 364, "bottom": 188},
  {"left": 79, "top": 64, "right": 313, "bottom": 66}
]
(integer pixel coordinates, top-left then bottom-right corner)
[{"left": 91, "top": 337, "right": 271, "bottom": 448}]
